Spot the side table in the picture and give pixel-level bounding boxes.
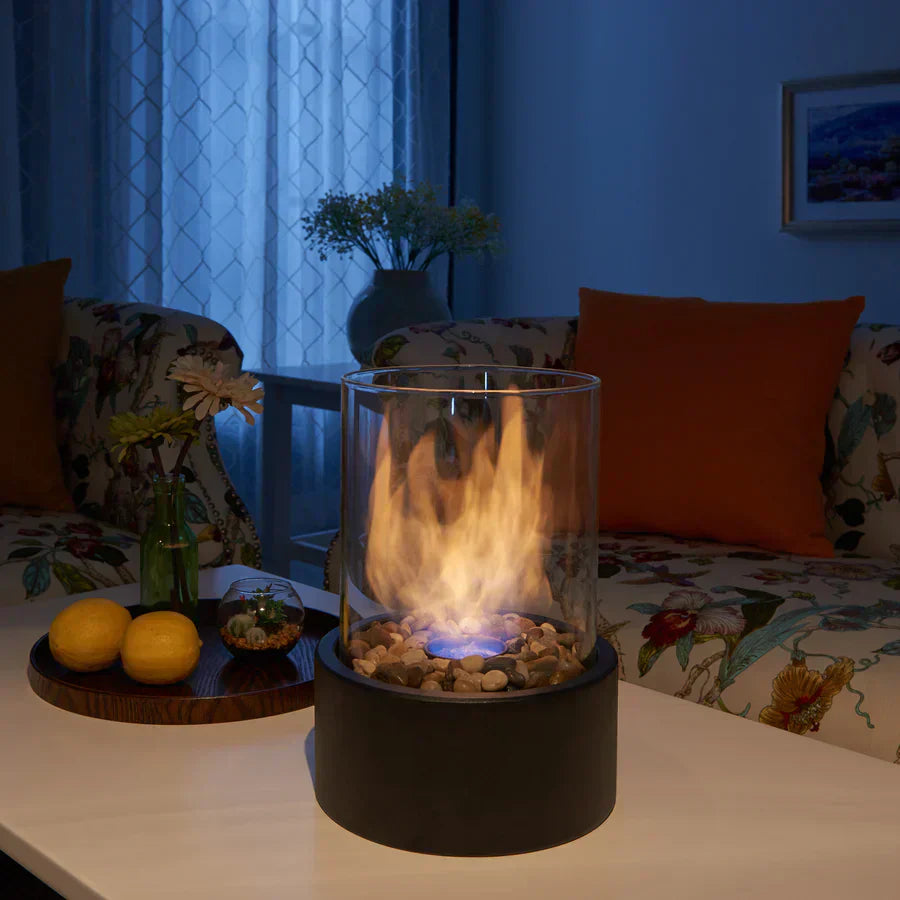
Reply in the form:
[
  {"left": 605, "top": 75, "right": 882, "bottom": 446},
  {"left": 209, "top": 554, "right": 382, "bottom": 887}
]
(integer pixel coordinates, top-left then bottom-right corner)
[{"left": 253, "top": 362, "right": 356, "bottom": 576}]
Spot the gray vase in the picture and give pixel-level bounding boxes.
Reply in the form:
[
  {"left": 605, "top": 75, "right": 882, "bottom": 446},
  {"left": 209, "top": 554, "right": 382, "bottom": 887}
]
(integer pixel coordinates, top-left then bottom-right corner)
[{"left": 346, "top": 269, "right": 451, "bottom": 365}]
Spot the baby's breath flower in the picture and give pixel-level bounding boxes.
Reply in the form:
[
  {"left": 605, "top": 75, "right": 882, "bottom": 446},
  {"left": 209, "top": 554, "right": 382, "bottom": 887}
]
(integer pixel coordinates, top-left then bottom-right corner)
[{"left": 301, "top": 181, "right": 501, "bottom": 271}]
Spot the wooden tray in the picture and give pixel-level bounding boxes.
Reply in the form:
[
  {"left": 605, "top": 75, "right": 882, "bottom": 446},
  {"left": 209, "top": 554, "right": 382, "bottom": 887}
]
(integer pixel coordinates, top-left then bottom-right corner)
[{"left": 27, "top": 598, "right": 337, "bottom": 725}]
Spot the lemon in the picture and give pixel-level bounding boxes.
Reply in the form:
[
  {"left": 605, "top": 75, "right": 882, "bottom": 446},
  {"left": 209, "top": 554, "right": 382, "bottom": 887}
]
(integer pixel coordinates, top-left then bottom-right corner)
[
  {"left": 48, "top": 597, "right": 133, "bottom": 672},
  {"left": 120, "top": 611, "right": 202, "bottom": 685}
]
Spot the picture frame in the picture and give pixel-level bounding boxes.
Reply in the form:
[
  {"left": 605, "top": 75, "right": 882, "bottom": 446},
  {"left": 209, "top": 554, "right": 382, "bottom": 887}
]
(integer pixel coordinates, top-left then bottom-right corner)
[{"left": 781, "top": 69, "right": 900, "bottom": 232}]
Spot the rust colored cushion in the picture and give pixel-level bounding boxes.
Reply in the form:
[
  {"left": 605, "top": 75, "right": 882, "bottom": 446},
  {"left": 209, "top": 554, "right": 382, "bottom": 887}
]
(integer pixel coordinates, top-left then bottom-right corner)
[
  {"left": 575, "top": 288, "right": 865, "bottom": 556},
  {"left": 0, "top": 259, "right": 74, "bottom": 511}
]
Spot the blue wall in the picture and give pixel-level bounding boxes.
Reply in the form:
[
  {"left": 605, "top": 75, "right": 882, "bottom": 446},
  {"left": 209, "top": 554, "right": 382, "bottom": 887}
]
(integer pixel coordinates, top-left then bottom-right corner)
[{"left": 460, "top": 0, "right": 900, "bottom": 323}]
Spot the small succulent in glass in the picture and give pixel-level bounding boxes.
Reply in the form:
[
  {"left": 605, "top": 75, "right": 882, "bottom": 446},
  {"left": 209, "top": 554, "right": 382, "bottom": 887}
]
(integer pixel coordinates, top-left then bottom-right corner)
[{"left": 217, "top": 578, "right": 305, "bottom": 662}]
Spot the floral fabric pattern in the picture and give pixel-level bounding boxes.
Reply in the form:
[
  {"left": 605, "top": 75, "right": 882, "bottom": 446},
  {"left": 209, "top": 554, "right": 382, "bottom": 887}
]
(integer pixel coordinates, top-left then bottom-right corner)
[
  {"left": 0, "top": 508, "right": 139, "bottom": 600},
  {"left": 0, "top": 298, "right": 261, "bottom": 606},
  {"left": 372, "top": 317, "right": 578, "bottom": 370},
  {"left": 824, "top": 324, "right": 900, "bottom": 559},
  {"left": 581, "top": 531, "right": 900, "bottom": 762},
  {"left": 370, "top": 317, "right": 900, "bottom": 763}
]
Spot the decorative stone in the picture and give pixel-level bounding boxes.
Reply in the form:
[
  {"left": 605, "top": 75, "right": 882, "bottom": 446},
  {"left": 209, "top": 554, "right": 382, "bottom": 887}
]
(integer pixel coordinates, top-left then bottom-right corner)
[
  {"left": 483, "top": 655, "right": 517, "bottom": 673},
  {"left": 352, "top": 658, "right": 376, "bottom": 677},
  {"left": 348, "top": 639, "right": 371, "bottom": 659},
  {"left": 343, "top": 615, "right": 592, "bottom": 699},
  {"left": 400, "top": 648, "right": 427, "bottom": 666},
  {"left": 506, "top": 667, "right": 526, "bottom": 689},
  {"left": 406, "top": 664, "right": 428, "bottom": 689},
  {"left": 460, "top": 654, "right": 485, "bottom": 674},
  {"left": 525, "top": 670, "right": 551, "bottom": 689},
  {"left": 374, "top": 661, "right": 408, "bottom": 686},
  {"left": 504, "top": 620, "right": 524, "bottom": 638},
  {"left": 361, "top": 625, "right": 392, "bottom": 649},
  {"left": 482, "top": 670, "right": 508, "bottom": 692},
  {"left": 528, "top": 655, "right": 559, "bottom": 674}
]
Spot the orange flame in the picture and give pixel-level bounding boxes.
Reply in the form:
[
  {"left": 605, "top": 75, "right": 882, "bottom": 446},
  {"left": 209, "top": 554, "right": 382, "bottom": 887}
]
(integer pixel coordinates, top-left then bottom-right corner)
[{"left": 365, "top": 392, "right": 553, "bottom": 624}]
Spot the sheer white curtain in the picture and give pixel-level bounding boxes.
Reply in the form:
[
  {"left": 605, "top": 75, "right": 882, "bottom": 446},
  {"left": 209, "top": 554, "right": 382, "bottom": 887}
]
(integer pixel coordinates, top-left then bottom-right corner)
[{"left": 5, "top": 0, "right": 450, "bottom": 541}]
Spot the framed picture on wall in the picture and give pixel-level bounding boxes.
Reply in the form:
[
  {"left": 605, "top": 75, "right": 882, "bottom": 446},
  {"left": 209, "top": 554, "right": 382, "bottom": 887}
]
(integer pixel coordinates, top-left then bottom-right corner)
[{"left": 782, "top": 70, "right": 900, "bottom": 232}]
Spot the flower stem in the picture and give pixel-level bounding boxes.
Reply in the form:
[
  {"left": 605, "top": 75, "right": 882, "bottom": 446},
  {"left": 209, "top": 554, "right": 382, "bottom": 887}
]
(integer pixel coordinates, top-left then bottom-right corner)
[
  {"left": 172, "top": 434, "right": 194, "bottom": 478},
  {"left": 150, "top": 444, "right": 165, "bottom": 479}
]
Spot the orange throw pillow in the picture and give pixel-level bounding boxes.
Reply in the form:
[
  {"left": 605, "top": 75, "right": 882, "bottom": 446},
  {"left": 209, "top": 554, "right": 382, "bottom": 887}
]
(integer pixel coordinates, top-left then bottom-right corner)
[
  {"left": 575, "top": 288, "right": 865, "bottom": 556},
  {"left": 0, "top": 259, "right": 74, "bottom": 511}
]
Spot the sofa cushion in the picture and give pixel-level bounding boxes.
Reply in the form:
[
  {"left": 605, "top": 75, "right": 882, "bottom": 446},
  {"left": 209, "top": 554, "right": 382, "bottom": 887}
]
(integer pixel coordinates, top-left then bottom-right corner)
[
  {"left": 575, "top": 288, "right": 864, "bottom": 556},
  {"left": 825, "top": 323, "right": 900, "bottom": 559},
  {"left": 550, "top": 531, "right": 899, "bottom": 762},
  {"left": 0, "top": 508, "right": 140, "bottom": 604},
  {"left": 0, "top": 259, "right": 74, "bottom": 511}
]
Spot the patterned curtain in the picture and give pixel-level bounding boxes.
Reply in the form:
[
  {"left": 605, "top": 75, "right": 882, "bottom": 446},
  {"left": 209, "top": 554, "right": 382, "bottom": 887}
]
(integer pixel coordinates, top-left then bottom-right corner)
[{"left": 6, "top": 0, "right": 450, "bottom": 552}]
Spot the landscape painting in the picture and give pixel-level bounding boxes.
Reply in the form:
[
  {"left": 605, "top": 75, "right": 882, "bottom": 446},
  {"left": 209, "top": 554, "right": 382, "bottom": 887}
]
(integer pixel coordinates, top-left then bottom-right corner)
[{"left": 807, "top": 101, "right": 900, "bottom": 203}]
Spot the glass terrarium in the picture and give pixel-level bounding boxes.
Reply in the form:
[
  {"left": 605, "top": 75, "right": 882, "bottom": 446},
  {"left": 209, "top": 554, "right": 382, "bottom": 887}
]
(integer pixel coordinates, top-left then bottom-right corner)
[
  {"left": 314, "top": 365, "right": 615, "bottom": 856},
  {"left": 217, "top": 578, "right": 305, "bottom": 662}
]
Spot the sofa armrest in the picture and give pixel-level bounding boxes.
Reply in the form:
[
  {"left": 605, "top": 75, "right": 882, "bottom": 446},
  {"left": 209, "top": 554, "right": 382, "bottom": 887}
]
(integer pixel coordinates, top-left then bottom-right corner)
[
  {"left": 54, "top": 298, "right": 261, "bottom": 569},
  {"left": 371, "top": 317, "right": 578, "bottom": 369}
]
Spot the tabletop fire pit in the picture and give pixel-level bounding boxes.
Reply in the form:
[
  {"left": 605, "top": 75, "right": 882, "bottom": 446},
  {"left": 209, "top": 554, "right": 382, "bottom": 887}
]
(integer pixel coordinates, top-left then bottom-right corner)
[{"left": 315, "top": 365, "right": 617, "bottom": 856}]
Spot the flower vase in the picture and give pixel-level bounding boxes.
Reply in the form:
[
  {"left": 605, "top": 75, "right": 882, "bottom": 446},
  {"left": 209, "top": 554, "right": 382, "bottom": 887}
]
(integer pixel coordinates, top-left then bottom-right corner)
[
  {"left": 140, "top": 474, "right": 199, "bottom": 620},
  {"left": 346, "top": 269, "right": 451, "bottom": 364}
]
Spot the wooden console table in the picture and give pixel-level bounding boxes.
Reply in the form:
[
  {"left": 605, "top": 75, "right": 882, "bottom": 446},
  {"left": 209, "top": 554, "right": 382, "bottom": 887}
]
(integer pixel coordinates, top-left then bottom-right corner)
[{"left": 253, "top": 362, "right": 356, "bottom": 575}]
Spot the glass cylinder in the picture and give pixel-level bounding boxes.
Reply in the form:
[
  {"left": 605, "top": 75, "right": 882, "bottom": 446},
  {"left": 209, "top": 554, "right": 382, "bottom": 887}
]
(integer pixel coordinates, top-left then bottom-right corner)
[
  {"left": 140, "top": 474, "right": 199, "bottom": 620},
  {"left": 340, "top": 366, "right": 600, "bottom": 685}
]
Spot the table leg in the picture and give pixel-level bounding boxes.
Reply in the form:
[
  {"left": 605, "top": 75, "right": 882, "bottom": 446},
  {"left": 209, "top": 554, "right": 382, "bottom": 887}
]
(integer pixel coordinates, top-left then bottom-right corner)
[{"left": 259, "top": 383, "right": 293, "bottom": 575}]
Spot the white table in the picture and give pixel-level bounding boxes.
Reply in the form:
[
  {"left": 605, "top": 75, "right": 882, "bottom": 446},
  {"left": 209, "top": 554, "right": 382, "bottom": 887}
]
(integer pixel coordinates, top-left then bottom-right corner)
[
  {"left": 253, "top": 363, "right": 354, "bottom": 576},
  {"left": 1, "top": 565, "right": 898, "bottom": 899}
]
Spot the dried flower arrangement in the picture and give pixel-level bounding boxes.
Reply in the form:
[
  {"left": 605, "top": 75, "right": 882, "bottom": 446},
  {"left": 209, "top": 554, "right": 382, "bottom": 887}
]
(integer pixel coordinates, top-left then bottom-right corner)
[{"left": 301, "top": 181, "right": 502, "bottom": 271}]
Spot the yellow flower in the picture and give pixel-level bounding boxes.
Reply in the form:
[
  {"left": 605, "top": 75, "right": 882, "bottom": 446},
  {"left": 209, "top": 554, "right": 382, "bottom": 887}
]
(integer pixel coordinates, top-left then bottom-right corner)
[
  {"left": 167, "top": 356, "right": 264, "bottom": 424},
  {"left": 758, "top": 657, "right": 855, "bottom": 735},
  {"left": 109, "top": 407, "right": 198, "bottom": 462}
]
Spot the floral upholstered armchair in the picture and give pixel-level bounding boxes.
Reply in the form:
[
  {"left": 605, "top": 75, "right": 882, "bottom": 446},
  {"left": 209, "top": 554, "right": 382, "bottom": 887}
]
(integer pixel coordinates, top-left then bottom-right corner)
[
  {"left": 0, "top": 298, "right": 261, "bottom": 606},
  {"left": 355, "top": 317, "right": 900, "bottom": 765}
]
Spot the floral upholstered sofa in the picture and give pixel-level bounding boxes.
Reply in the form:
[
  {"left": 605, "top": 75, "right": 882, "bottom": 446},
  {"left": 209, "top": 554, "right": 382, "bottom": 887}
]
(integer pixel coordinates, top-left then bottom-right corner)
[
  {"left": 354, "top": 317, "right": 900, "bottom": 764},
  {"left": 0, "top": 298, "right": 260, "bottom": 606}
]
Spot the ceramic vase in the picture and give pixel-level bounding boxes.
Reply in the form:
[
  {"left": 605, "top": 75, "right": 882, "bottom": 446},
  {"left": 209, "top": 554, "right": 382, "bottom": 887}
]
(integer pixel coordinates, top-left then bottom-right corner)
[{"left": 346, "top": 269, "right": 451, "bottom": 364}]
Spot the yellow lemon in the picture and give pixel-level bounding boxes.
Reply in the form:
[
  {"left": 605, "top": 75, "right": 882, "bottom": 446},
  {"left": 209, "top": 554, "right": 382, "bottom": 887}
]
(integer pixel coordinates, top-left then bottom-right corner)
[
  {"left": 120, "top": 611, "right": 202, "bottom": 685},
  {"left": 48, "top": 597, "right": 133, "bottom": 672}
]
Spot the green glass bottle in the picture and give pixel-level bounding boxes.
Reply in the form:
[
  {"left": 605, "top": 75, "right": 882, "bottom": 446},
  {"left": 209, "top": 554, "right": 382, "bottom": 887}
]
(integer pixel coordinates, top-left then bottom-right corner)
[{"left": 140, "top": 474, "right": 199, "bottom": 620}]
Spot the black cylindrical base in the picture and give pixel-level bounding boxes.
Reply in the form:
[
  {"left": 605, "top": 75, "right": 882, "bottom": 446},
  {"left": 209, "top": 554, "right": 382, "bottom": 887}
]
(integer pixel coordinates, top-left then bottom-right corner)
[{"left": 314, "top": 627, "right": 618, "bottom": 856}]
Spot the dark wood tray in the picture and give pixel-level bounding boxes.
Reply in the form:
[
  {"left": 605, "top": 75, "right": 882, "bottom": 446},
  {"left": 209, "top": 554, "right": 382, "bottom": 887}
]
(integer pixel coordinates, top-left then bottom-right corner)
[{"left": 27, "top": 598, "right": 337, "bottom": 725}]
